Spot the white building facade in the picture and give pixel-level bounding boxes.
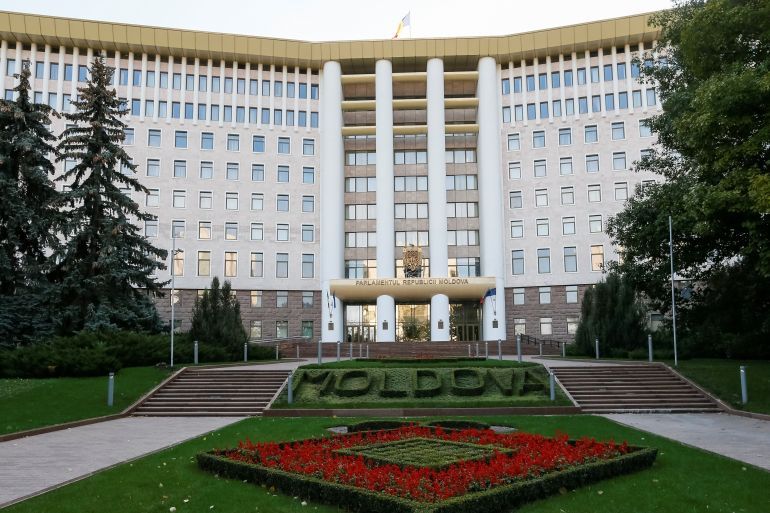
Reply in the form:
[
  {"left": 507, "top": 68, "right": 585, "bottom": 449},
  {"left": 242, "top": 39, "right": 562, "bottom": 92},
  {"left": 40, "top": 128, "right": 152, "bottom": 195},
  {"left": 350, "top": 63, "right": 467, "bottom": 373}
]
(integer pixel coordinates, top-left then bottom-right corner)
[{"left": 0, "top": 11, "right": 661, "bottom": 343}]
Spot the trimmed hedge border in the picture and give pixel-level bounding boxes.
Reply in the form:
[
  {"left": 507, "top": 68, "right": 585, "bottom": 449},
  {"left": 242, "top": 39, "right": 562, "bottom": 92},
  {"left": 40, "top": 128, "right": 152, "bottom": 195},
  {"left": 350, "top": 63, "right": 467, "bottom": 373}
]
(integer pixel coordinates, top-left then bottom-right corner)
[{"left": 197, "top": 440, "right": 657, "bottom": 513}]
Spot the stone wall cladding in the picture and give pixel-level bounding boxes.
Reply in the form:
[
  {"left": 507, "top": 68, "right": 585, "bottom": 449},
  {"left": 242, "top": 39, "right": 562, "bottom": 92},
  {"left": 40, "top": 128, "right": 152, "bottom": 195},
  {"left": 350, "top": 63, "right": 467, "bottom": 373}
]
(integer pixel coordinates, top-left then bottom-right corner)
[
  {"left": 155, "top": 289, "right": 322, "bottom": 340},
  {"left": 504, "top": 285, "right": 590, "bottom": 343}
]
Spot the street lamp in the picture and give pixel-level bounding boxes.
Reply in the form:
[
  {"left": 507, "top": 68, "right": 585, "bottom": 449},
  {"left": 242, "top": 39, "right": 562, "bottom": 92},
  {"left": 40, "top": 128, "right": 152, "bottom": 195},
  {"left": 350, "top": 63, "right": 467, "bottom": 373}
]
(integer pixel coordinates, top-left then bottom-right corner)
[{"left": 170, "top": 229, "right": 183, "bottom": 367}]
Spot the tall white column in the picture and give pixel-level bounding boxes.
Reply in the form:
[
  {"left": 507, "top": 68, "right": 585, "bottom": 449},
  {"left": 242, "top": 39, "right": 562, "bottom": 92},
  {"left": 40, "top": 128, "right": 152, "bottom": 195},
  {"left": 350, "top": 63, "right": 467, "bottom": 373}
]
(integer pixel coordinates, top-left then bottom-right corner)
[
  {"left": 375, "top": 59, "right": 396, "bottom": 342},
  {"left": 427, "top": 58, "right": 450, "bottom": 341},
  {"left": 477, "top": 56, "right": 507, "bottom": 341},
  {"left": 319, "top": 61, "right": 345, "bottom": 342}
]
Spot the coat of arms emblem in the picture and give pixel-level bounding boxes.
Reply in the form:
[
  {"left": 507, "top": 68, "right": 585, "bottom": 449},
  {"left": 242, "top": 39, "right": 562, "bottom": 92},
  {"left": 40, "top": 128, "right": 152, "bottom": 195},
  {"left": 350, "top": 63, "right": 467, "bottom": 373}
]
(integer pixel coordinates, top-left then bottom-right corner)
[{"left": 402, "top": 245, "right": 422, "bottom": 278}]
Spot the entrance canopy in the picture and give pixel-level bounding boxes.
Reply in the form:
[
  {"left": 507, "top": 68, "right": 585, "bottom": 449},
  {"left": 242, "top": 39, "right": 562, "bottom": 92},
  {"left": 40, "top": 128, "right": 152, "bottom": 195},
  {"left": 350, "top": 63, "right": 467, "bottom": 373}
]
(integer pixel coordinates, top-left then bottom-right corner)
[{"left": 330, "top": 277, "right": 496, "bottom": 302}]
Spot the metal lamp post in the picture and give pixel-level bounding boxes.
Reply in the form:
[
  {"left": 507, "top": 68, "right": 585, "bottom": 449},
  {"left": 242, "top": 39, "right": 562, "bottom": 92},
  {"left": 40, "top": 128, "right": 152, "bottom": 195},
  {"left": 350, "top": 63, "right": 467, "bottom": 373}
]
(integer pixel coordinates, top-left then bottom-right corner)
[
  {"left": 170, "top": 231, "right": 182, "bottom": 368},
  {"left": 668, "top": 216, "right": 679, "bottom": 367}
]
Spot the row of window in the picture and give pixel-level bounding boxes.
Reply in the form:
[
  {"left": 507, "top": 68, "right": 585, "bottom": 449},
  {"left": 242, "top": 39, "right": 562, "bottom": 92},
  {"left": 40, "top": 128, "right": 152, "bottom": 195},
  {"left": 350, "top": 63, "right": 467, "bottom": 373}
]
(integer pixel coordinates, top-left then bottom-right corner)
[
  {"left": 5, "top": 58, "right": 320, "bottom": 99},
  {"left": 511, "top": 245, "right": 606, "bottom": 275},
  {"left": 344, "top": 149, "right": 478, "bottom": 166},
  {"left": 512, "top": 285, "right": 580, "bottom": 305},
  {"left": 513, "top": 316, "right": 578, "bottom": 337},
  {"left": 249, "top": 319, "right": 315, "bottom": 341},
  {"left": 507, "top": 150, "right": 649, "bottom": 178},
  {"left": 125, "top": 129, "right": 316, "bottom": 155},
  {"left": 510, "top": 215, "right": 604, "bottom": 238},
  {"left": 502, "top": 90, "right": 657, "bottom": 122},
  {"left": 145, "top": 190, "right": 315, "bottom": 213},
  {"left": 134, "top": 159, "right": 317, "bottom": 184},
  {"left": 171, "top": 250, "right": 315, "bottom": 279},
  {"left": 344, "top": 174, "right": 479, "bottom": 193},
  {"left": 506, "top": 121, "right": 652, "bottom": 151},
  {"left": 125, "top": 100, "right": 319, "bottom": 126},
  {"left": 161, "top": 220, "right": 316, "bottom": 243},
  {"left": 343, "top": 230, "right": 480, "bottom": 248},
  {"left": 501, "top": 56, "right": 657, "bottom": 94},
  {"left": 343, "top": 257, "right": 480, "bottom": 279},
  {"left": 508, "top": 180, "right": 650, "bottom": 208}
]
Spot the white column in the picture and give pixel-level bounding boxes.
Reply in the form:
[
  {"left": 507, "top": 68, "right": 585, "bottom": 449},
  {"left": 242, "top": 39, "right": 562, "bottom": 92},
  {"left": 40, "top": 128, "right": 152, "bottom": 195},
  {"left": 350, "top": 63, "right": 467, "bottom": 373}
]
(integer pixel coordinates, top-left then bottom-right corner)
[
  {"left": 193, "top": 57, "right": 200, "bottom": 125},
  {"left": 42, "top": 45, "right": 51, "bottom": 103},
  {"left": 153, "top": 54, "right": 161, "bottom": 122},
  {"left": 139, "top": 53, "right": 147, "bottom": 121},
  {"left": 256, "top": 63, "right": 263, "bottom": 128},
  {"left": 477, "top": 56, "right": 507, "bottom": 341},
  {"left": 243, "top": 62, "right": 251, "bottom": 126},
  {"left": 319, "top": 61, "right": 345, "bottom": 342},
  {"left": 375, "top": 59, "right": 396, "bottom": 342},
  {"left": 230, "top": 61, "right": 238, "bottom": 127},
  {"left": 427, "top": 58, "right": 450, "bottom": 341}
]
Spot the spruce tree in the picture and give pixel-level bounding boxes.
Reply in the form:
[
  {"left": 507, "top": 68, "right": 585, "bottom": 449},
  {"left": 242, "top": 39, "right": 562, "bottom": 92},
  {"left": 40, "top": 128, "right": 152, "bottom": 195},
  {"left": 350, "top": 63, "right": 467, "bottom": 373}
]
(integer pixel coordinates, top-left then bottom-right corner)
[
  {"left": 0, "top": 64, "right": 60, "bottom": 344},
  {"left": 53, "top": 56, "right": 167, "bottom": 333},
  {"left": 190, "top": 277, "right": 248, "bottom": 357}
]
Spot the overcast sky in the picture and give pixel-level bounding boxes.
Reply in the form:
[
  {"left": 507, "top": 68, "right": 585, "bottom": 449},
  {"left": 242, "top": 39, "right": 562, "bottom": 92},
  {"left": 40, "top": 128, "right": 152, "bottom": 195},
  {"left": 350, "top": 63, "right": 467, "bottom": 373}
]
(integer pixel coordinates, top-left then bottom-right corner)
[{"left": 3, "top": 0, "right": 672, "bottom": 41}]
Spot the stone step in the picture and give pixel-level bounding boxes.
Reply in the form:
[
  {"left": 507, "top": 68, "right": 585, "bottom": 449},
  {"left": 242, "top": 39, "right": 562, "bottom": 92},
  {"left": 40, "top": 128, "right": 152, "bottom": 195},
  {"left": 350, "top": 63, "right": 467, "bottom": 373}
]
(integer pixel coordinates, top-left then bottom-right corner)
[
  {"left": 570, "top": 392, "right": 707, "bottom": 399},
  {"left": 582, "top": 407, "right": 722, "bottom": 414},
  {"left": 135, "top": 411, "right": 260, "bottom": 417},
  {"left": 141, "top": 401, "right": 270, "bottom": 407},
  {"left": 136, "top": 404, "right": 265, "bottom": 412}
]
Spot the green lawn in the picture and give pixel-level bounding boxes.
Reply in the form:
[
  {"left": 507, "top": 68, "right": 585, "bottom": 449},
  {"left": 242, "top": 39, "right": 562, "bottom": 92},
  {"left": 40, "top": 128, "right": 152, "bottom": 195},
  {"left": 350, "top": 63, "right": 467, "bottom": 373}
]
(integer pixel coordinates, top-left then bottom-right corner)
[
  {"left": 671, "top": 359, "right": 770, "bottom": 414},
  {"left": 0, "top": 366, "right": 170, "bottom": 435},
  {"left": 5, "top": 415, "right": 769, "bottom": 513}
]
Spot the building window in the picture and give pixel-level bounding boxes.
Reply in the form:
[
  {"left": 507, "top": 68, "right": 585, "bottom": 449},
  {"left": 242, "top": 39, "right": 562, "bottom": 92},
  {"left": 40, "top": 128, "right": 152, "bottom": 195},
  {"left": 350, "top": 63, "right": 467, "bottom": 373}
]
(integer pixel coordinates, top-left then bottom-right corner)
[
  {"left": 613, "top": 152, "right": 627, "bottom": 170},
  {"left": 566, "top": 285, "right": 578, "bottom": 304},
  {"left": 251, "top": 164, "right": 265, "bottom": 182},
  {"left": 586, "top": 154, "right": 600, "bottom": 173},
  {"left": 567, "top": 317, "right": 579, "bottom": 335},
  {"left": 507, "top": 133, "right": 520, "bottom": 151},
  {"left": 123, "top": 128, "right": 135, "bottom": 145},
  {"left": 588, "top": 184, "right": 602, "bottom": 202},
  {"left": 302, "top": 224, "right": 314, "bottom": 242},
  {"left": 276, "top": 290, "right": 289, "bottom": 308},
  {"left": 536, "top": 218, "right": 549, "bottom": 237},
  {"left": 532, "top": 131, "right": 545, "bottom": 148},
  {"left": 510, "top": 220, "right": 523, "bottom": 238},
  {"left": 537, "top": 248, "right": 551, "bottom": 274},
  {"left": 199, "top": 191, "right": 213, "bottom": 209},
  {"left": 559, "top": 157, "right": 573, "bottom": 176},
  {"left": 144, "top": 219, "right": 158, "bottom": 238},
  {"left": 584, "top": 125, "right": 598, "bottom": 143},
  {"left": 276, "top": 321, "right": 288, "bottom": 339},
  {"left": 591, "top": 245, "right": 605, "bottom": 271},
  {"left": 250, "top": 252, "right": 263, "bottom": 277},
  {"left": 611, "top": 122, "right": 625, "bottom": 140},
  {"left": 226, "top": 162, "right": 239, "bottom": 181},
  {"left": 173, "top": 160, "right": 187, "bottom": 178},
  {"left": 646, "top": 88, "right": 657, "bottom": 106},
  {"left": 512, "top": 250, "right": 524, "bottom": 275},
  {"left": 302, "top": 320, "right": 313, "bottom": 338},
  {"left": 225, "top": 222, "right": 238, "bottom": 241},
  {"left": 276, "top": 223, "right": 289, "bottom": 242},
  {"left": 172, "top": 250, "right": 184, "bottom": 276},
  {"left": 514, "top": 318, "right": 526, "bottom": 335},
  {"left": 562, "top": 216, "right": 576, "bottom": 235},
  {"left": 277, "top": 194, "right": 289, "bottom": 212},
  {"left": 198, "top": 221, "right": 212, "bottom": 240},
  {"left": 146, "top": 159, "right": 160, "bottom": 177},
  {"left": 302, "top": 291, "right": 314, "bottom": 308},
  {"left": 251, "top": 193, "right": 264, "bottom": 211},
  {"left": 174, "top": 131, "right": 187, "bottom": 148},
  {"left": 197, "top": 251, "right": 211, "bottom": 276},
  {"left": 513, "top": 288, "right": 525, "bottom": 305},
  {"left": 303, "top": 138, "right": 315, "bottom": 155},
  {"left": 276, "top": 253, "right": 289, "bottom": 278},
  {"left": 225, "top": 192, "right": 239, "bottom": 210},
  {"left": 640, "top": 119, "right": 652, "bottom": 137},
  {"left": 614, "top": 182, "right": 629, "bottom": 200},
  {"left": 250, "top": 320, "right": 262, "bottom": 340},
  {"left": 302, "top": 254, "right": 315, "bottom": 278},
  {"left": 447, "top": 230, "right": 478, "bottom": 246},
  {"left": 303, "top": 167, "right": 315, "bottom": 184},
  {"left": 558, "top": 128, "right": 572, "bottom": 146},
  {"left": 502, "top": 106, "right": 511, "bottom": 123},
  {"left": 509, "top": 191, "right": 523, "bottom": 209},
  {"left": 534, "top": 159, "right": 547, "bottom": 177},
  {"left": 199, "top": 161, "right": 213, "bottom": 180},
  {"left": 224, "top": 252, "right": 237, "bottom": 277},
  {"left": 148, "top": 129, "right": 161, "bottom": 147},
  {"left": 564, "top": 246, "right": 578, "bottom": 272},
  {"left": 589, "top": 214, "right": 603, "bottom": 233},
  {"left": 278, "top": 137, "right": 291, "bottom": 154},
  {"left": 251, "top": 222, "right": 264, "bottom": 241},
  {"left": 540, "top": 318, "right": 553, "bottom": 336},
  {"left": 250, "top": 290, "right": 262, "bottom": 308},
  {"left": 561, "top": 186, "right": 575, "bottom": 205},
  {"left": 508, "top": 162, "right": 521, "bottom": 180},
  {"left": 448, "top": 257, "right": 480, "bottom": 278},
  {"left": 227, "top": 134, "right": 240, "bottom": 152},
  {"left": 539, "top": 287, "right": 551, "bottom": 304},
  {"left": 253, "top": 135, "right": 265, "bottom": 153},
  {"left": 172, "top": 190, "right": 186, "bottom": 208},
  {"left": 302, "top": 196, "right": 315, "bottom": 212},
  {"left": 535, "top": 189, "right": 548, "bottom": 207}
]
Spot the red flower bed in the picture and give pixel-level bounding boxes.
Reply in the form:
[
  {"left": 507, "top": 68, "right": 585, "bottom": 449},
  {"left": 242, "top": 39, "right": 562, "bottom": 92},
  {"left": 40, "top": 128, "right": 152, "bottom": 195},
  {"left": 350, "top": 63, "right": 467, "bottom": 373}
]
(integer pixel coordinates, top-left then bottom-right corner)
[{"left": 216, "top": 425, "right": 630, "bottom": 503}]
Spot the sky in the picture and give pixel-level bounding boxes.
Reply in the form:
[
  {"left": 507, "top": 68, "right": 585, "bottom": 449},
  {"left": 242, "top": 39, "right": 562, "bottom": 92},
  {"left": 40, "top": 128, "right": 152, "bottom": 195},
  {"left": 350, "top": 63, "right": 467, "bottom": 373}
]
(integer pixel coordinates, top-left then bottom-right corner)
[{"left": 2, "top": 0, "right": 672, "bottom": 41}]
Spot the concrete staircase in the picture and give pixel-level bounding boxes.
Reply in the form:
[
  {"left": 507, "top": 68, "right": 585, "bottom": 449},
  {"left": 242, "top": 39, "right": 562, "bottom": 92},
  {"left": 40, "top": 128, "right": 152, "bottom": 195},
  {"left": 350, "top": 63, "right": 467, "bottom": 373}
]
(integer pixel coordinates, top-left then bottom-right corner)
[
  {"left": 133, "top": 368, "right": 291, "bottom": 417},
  {"left": 551, "top": 364, "right": 722, "bottom": 413}
]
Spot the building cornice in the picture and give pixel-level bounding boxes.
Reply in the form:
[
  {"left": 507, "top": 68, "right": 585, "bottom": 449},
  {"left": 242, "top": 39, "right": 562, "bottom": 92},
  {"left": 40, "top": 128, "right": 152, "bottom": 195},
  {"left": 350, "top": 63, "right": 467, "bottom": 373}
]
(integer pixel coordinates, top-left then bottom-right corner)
[{"left": 0, "top": 10, "right": 661, "bottom": 72}]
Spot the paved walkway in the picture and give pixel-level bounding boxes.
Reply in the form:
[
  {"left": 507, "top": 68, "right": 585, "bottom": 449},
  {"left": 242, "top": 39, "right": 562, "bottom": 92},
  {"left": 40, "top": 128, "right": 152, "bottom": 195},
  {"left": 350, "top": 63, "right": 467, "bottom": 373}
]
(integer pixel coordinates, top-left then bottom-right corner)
[
  {"left": 0, "top": 416, "right": 242, "bottom": 507},
  {"left": 604, "top": 413, "right": 770, "bottom": 471}
]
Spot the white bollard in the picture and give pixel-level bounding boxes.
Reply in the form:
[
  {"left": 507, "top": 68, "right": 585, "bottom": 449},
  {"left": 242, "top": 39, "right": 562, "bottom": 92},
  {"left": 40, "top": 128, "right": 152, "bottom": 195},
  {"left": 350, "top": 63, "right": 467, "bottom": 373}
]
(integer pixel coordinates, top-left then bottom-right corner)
[{"left": 740, "top": 366, "right": 748, "bottom": 404}]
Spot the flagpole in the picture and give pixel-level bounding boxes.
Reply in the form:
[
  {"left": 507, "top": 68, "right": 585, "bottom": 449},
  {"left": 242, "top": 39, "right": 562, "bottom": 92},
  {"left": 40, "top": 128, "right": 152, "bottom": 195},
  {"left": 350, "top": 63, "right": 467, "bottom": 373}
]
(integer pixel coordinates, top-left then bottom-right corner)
[{"left": 409, "top": 11, "right": 412, "bottom": 38}]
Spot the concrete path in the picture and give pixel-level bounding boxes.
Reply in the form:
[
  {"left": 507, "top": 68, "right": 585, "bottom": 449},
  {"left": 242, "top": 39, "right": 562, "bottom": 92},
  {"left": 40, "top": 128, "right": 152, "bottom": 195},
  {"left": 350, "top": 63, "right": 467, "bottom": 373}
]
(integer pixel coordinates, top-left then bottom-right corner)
[
  {"left": 0, "top": 416, "right": 242, "bottom": 508},
  {"left": 604, "top": 413, "right": 770, "bottom": 471}
]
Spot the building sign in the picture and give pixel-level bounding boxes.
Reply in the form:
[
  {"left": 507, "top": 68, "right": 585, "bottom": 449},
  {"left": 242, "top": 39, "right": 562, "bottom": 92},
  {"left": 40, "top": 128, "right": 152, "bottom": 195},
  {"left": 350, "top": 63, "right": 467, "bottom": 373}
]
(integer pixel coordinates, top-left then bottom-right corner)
[
  {"left": 330, "top": 276, "right": 496, "bottom": 302},
  {"left": 354, "top": 278, "right": 470, "bottom": 287}
]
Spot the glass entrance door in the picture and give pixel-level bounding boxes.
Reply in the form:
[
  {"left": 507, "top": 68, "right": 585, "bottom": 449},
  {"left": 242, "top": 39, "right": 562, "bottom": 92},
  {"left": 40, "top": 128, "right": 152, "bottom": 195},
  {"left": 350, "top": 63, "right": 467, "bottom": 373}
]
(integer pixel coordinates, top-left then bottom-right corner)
[
  {"left": 396, "top": 304, "right": 430, "bottom": 342},
  {"left": 449, "top": 303, "right": 481, "bottom": 342},
  {"left": 345, "top": 304, "right": 377, "bottom": 343}
]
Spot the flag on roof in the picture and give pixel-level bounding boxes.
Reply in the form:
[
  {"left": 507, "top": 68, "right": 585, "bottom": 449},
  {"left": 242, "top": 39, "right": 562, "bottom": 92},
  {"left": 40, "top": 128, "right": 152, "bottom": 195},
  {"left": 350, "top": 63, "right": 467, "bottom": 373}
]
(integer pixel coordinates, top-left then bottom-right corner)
[{"left": 392, "top": 12, "right": 411, "bottom": 39}]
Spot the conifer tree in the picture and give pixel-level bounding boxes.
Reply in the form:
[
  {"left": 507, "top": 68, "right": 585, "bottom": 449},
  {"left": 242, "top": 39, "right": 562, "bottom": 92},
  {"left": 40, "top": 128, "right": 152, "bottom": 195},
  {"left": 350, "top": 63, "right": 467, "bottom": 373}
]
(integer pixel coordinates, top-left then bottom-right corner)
[
  {"left": 190, "top": 277, "right": 248, "bottom": 357},
  {"left": 53, "top": 56, "right": 167, "bottom": 333},
  {"left": 0, "top": 64, "right": 60, "bottom": 343}
]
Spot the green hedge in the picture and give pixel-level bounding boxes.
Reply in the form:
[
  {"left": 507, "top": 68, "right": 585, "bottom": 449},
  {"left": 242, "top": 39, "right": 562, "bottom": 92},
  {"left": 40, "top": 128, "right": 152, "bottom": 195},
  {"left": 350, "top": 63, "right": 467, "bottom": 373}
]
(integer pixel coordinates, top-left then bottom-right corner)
[
  {"left": 450, "top": 369, "right": 486, "bottom": 396},
  {"left": 334, "top": 370, "right": 372, "bottom": 397},
  {"left": 197, "top": 444, "right": 657, "bottom": 513},
  {"left": 425, "top": 420, "right": 491, "bottom": 431},
  {"left": 347, "top": 420, "right": 415, "bottom": 432},
  {"left": 0, "top": 330, "right": 274, "bottom": 378},
  {"left": 412, "top": 369, "right": 443, "bottom": 398}
]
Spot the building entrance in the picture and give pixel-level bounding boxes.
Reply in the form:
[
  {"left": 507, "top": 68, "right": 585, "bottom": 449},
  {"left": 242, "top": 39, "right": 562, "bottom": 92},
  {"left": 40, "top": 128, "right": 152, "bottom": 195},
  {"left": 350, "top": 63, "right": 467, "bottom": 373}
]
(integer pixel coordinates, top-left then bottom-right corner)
[
  {"left": 396, "top": 303, "right": 430, "bottom": 342},
  {"left": 344, "top": 304, "right": 377, "bottom": 343},
  {"left": 449, "top": 302, "right": 481, "bottom": 342}
]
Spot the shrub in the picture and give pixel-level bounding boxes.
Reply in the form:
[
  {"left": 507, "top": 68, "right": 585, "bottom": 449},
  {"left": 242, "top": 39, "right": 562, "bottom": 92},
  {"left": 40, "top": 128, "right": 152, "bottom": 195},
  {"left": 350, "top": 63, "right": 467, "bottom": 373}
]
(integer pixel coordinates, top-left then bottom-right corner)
[
  {"left": 189, "top": 277, "right": 248, "bottom": 358},
  {"left": 450, "top": 369, "right": 486, "bottom": 396}
]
